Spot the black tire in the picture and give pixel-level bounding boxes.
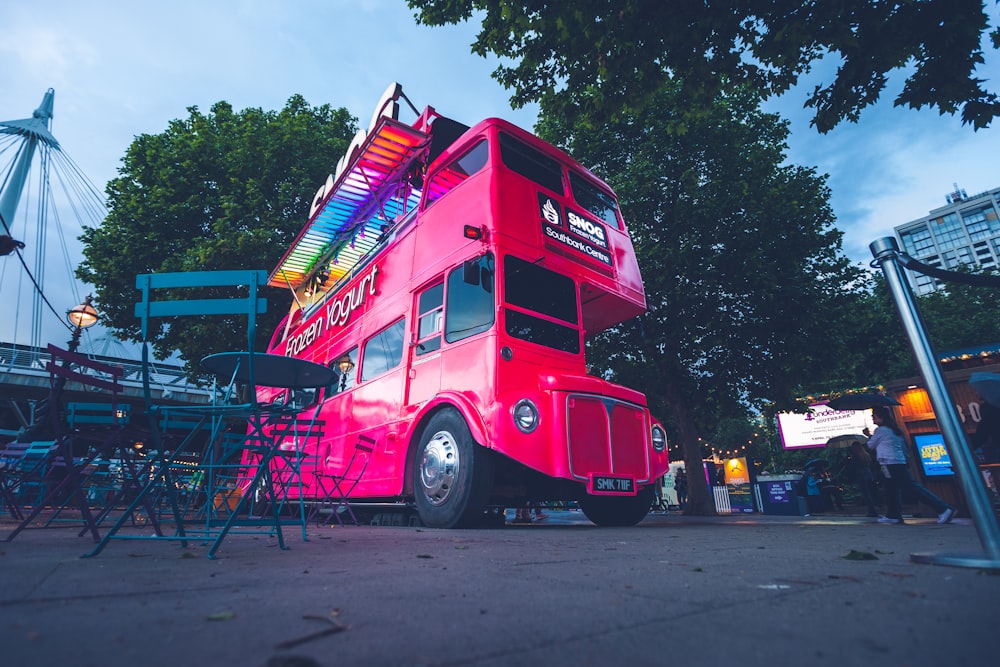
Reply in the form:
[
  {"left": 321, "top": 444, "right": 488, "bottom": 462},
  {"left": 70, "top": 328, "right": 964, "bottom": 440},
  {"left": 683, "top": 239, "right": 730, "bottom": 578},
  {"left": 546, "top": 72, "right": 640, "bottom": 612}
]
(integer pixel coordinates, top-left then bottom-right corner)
[
  {"left": 579, "top": 485, "right": 655, "bottom": 526},
  {"left": 413, "top": 408, "right": 494, "bottom": 528}
]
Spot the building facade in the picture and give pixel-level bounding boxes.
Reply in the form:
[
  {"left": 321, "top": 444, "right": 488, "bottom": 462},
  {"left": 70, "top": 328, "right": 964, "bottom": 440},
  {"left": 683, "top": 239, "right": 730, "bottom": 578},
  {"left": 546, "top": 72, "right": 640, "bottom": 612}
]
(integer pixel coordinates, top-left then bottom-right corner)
[{"left": 893, "top": 185, "right": 1000, "bottom": 294}]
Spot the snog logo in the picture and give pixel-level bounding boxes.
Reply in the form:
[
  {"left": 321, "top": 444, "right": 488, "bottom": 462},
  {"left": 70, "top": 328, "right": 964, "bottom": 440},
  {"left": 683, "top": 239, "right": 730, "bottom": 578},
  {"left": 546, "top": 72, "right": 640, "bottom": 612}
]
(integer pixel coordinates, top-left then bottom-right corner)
[{"left": 567, "top": 209, "right": 607, "bottom": 248}]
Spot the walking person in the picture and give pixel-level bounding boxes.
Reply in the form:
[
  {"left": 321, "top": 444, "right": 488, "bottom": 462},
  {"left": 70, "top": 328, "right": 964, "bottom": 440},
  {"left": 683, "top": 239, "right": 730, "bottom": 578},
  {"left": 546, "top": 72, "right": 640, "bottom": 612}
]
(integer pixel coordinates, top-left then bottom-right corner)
[
  {"left": 674, "top": 468, "right": 688, "bottom": 510},
  {"left": 843, "top": 440, "right": 879, "bottom": 517},
  {"left": 867, "top": 406, "right": 956, "bottom": 524}
]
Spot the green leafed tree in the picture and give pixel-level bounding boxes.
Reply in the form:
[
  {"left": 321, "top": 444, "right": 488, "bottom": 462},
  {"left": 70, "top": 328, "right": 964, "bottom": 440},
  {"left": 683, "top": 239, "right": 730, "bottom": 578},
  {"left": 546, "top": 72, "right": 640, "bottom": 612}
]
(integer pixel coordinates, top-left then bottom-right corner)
[
  {"left": 536, "top": 82, "right": 864, "bottom": 514},
  {"left": 918, "top": 272, "right": 1000, "bottom": 353},
  {"left": 77, "top": 96, "right": 356, "bottom": 374},
  {"left": 409, "top": 0, "right": 1000, "bottom": 132}
]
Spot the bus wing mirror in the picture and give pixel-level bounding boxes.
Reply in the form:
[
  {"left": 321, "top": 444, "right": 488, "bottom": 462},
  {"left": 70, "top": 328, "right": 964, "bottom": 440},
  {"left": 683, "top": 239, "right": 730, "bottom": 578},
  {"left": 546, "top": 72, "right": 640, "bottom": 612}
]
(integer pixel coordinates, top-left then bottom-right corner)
[{"left": 463, "top": 259, "right": 481, "bottom": 286}]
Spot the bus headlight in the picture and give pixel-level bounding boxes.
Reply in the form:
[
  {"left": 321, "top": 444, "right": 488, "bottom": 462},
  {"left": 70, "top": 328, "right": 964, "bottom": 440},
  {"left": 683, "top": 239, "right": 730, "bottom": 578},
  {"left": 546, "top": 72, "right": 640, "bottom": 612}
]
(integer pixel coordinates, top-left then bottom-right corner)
[
  {"left": 651, "top": 425, "right": 667, "bottom": 452},
  {"left": 513, "top": 399, "right": 539, "bottom": 433}
]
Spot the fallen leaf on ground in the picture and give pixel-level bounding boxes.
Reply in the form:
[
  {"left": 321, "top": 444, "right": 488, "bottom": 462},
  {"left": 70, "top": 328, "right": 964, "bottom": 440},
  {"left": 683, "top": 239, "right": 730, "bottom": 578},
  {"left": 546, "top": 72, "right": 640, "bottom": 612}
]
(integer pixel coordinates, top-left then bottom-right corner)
[
  {"left": 206, "top": 611, "right": 236, "bottom": 621},
  {"left": 274, "top": 615, "right": 348, "bottom": 649}
]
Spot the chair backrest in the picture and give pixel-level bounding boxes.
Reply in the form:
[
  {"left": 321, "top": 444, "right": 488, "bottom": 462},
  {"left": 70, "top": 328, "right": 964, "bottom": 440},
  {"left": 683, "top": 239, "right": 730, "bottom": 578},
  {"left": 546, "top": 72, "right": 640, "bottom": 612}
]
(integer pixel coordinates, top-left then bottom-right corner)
[
  {"left": 67, "top": 402, "right": 131, "bottom": 429},
  {"left": 0, "top": 440, "right": 58, "bottom": 474},
  {"left": 134, "top": 270, "right": 268, "bottom": 403},
  {"left": 45, "top": 344, "right": 125, "bottom": 438}
]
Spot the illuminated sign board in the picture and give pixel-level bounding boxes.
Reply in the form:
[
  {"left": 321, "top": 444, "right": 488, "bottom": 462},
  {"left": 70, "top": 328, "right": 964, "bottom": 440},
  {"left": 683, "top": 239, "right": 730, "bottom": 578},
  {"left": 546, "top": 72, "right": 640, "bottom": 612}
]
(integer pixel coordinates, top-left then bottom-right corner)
[
  {"left": 776, "top": 404, "right": 875, "bottom": 449},
  {"left": 309, "top": 83, "right": 403, "bottom": 219},
  {"left": 915, "top": 433, "right": 954, "bottom": 477}
]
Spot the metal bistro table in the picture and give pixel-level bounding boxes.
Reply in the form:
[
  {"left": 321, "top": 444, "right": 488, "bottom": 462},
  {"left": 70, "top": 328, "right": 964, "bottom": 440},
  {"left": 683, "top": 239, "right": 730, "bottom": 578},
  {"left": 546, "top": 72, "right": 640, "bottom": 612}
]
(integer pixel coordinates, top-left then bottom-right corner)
[
  {"left": 201, "top": 352, "right": 336, "bottom": 391},
  {"left": 197, "top": 352, "right": 335, "bottom": 557},
  {"left": 83, "top": 352, "right": 335, "bottom": 560}
]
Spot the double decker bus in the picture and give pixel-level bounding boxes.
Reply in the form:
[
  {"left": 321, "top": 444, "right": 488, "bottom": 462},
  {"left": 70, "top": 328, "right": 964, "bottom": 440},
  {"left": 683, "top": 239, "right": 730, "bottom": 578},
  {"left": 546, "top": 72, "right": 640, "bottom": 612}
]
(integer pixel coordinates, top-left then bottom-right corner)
[{"left": 265, "top": 83, "right": 669, "bottom": 528}]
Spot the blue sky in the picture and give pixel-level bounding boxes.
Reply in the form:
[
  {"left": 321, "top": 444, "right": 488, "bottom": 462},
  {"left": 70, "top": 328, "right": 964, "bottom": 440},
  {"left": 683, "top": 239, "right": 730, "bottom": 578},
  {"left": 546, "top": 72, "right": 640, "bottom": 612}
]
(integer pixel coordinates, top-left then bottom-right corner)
[{"left": 2, "top": 0, "right": 999, "bottom": 350}]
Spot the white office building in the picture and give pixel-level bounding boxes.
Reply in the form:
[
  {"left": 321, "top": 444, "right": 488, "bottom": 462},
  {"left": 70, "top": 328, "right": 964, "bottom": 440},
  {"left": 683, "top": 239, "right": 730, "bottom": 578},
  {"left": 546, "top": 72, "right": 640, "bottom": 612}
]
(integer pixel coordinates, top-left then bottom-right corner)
[{"left": 893, "top": 184, "right": 1000, "bottom": 294}]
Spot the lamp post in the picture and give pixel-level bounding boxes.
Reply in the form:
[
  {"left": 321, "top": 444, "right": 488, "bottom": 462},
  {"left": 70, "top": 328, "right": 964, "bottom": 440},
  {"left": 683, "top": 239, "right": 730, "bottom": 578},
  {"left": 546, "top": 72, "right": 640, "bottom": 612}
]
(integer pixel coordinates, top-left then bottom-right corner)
[
  {"left": 22, "top": 296, "right": 100, "bottom": 440},
  {"left": 66, "top": 294, "right": 99, "bottom": 353}
]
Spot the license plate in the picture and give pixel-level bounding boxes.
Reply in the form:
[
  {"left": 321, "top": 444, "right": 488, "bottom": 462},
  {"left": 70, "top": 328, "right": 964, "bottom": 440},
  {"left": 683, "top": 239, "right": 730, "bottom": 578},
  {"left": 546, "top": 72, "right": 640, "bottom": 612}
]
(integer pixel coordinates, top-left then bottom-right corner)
[{"left": 588, "top": 474, "right": 636, "bottom": 496}]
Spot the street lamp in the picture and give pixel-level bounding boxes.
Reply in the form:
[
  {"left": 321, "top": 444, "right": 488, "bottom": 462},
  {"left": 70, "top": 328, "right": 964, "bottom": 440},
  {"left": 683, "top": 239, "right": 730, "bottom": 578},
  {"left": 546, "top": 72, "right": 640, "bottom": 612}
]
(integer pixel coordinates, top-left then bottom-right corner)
[{"left": 66, "top": 294, "right": 99, "bottom": 352}]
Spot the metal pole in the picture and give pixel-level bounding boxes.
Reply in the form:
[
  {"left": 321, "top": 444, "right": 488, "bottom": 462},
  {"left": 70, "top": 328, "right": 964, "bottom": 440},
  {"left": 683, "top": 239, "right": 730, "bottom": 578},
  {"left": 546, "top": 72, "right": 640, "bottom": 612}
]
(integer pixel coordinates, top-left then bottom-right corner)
[{"left": 870, "top": 237, "right": 1000, "bottom": 569}]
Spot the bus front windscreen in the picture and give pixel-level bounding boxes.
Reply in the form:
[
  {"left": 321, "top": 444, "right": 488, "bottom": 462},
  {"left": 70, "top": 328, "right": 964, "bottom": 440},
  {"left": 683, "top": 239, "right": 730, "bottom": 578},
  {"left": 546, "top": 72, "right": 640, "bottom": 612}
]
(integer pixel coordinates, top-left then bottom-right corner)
[{"left": 503, "top": 255, "right": 580, "bottom": 354}]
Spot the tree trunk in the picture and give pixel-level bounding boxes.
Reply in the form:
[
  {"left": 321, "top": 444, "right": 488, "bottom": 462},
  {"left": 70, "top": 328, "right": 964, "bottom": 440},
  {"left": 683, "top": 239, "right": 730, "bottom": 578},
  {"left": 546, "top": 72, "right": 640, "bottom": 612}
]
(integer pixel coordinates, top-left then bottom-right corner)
[{"left": 663, "top": 380, "right": 716, "bottom": 516}]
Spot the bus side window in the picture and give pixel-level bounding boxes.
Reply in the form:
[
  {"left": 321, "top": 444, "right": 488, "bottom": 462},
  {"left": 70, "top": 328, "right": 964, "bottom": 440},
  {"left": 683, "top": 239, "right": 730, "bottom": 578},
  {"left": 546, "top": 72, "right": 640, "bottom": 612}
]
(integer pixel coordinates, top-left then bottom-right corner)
[
  {"left": 325, "top": 347, "right": 358, "bottom": 398},
  {"left": 361, "top": 318, "right": 406, "bottom": 381},
  {"left": 415, "top": 283, "right": 443, "bottom": 355},
  {"left": 446, "top": 252, "right": 495, "bottom": 343},
  {"left": 424, "top": 139, "right": 489, "bottom": 207}
]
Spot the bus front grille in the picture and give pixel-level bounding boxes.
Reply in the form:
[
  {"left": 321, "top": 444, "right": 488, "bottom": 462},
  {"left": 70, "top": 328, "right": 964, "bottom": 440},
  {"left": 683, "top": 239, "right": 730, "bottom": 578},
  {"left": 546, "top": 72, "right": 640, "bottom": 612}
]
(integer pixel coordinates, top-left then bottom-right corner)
[{"left": 566, "top": 394, "right": 649, "bottom": 482}]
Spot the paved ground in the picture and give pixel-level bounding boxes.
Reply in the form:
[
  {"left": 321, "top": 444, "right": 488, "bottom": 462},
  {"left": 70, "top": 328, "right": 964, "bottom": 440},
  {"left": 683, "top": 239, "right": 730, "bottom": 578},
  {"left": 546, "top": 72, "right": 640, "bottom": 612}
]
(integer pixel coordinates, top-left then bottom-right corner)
[{"left": 2, "top": 509, "right": 998, "bottom": 667}]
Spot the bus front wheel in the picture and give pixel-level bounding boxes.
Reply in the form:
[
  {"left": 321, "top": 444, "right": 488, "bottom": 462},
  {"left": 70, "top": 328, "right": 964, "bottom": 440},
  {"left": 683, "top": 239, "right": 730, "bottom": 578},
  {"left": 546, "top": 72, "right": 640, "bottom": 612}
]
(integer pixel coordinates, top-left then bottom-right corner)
[
  {"left": 413, "top": 409, "right": 494, "bottom": 528},
  {"left": 579, "top": 486, "right": 655, "bottom": 527}
]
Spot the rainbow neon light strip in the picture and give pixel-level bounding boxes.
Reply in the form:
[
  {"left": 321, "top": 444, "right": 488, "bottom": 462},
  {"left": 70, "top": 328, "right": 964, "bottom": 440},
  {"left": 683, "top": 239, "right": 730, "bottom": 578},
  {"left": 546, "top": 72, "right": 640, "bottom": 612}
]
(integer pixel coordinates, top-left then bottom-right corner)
[{"left": 269, "top": 117, "right": 428, "bottom": 289}]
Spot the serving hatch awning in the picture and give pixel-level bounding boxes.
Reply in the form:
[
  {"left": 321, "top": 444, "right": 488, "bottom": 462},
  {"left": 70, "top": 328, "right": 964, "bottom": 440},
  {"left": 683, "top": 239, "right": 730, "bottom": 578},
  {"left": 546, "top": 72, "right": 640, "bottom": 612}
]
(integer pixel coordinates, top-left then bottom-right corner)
[{"left": 269, "top": 116, "right": 429, "bottom": 289}]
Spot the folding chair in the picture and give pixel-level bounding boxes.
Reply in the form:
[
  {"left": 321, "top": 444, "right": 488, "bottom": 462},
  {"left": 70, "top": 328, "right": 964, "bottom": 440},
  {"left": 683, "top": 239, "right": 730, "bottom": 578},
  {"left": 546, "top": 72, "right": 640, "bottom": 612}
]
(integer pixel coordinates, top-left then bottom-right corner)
[
  {"left": 85, "top": 270, "right": 333, "bottom": 559},
  {"left": 5, "top": 345, "right": 134, "bottom": 542},
  {"left": 312, "top": 435, "right": 375, "bottom": 526},
  {"left": 0, "top": 440, "right": 58, "bottom": 520},
  {"left": 266, "top": 413, "right": 325, "bottom": 540}
]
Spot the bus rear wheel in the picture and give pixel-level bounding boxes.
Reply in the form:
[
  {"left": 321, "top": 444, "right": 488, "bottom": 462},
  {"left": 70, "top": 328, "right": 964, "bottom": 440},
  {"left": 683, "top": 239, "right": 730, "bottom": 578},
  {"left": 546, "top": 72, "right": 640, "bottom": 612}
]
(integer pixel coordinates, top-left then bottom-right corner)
[
  {"left": 413, "top": 408, "right": 494, "bottom": 528},
  {"left": 579, "top": 486, "right": 655, "bottom": 527}
]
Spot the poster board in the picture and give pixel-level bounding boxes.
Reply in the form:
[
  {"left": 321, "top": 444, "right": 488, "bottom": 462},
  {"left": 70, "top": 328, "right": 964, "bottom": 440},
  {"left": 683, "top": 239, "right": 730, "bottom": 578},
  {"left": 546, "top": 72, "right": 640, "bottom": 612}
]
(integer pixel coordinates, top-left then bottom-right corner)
[{"left": 776, "top": 404, "right": 876, "bottom": 449}]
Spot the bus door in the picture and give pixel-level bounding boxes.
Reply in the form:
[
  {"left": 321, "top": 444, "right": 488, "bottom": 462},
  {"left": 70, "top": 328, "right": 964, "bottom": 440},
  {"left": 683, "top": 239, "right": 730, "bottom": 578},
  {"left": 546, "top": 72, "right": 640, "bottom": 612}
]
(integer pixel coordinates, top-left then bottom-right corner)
[
  {"left": 406, "top": 281, "right": 444, "bottom": 406},
  {"left": 317, "top": 346, "right": 357, "bottom": 490},
  {"left": 349, "top": 318, "right": 407, "bottom": 495}
]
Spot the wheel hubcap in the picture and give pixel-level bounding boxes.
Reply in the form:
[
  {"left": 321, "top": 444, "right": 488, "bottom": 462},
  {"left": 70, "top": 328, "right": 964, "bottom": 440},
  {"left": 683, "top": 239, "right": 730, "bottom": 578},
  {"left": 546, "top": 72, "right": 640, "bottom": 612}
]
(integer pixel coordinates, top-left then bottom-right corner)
[{"left": 419, "top": 430, "right": 459, "bottom": 506}]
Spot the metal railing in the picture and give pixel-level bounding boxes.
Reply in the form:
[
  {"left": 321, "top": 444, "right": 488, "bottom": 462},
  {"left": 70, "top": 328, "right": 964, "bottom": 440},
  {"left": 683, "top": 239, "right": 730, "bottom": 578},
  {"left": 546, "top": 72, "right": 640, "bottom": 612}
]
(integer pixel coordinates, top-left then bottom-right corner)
[{"left": 0, "top": 341, "right": 211, "bottom": 402}]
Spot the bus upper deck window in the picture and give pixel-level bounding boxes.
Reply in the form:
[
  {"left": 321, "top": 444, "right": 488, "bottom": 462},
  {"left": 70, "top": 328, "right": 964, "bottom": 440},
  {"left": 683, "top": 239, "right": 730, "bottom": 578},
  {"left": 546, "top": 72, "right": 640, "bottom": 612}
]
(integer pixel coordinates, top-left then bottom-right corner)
[
  {"left": 569, "top": 171, "right": 621, "bottom": 230},
  {"left": 498, "top": 132, "right": 563, "bottom": 195},
  {"left": 424, "top": 139, "right": 489, "bottom": 206}
]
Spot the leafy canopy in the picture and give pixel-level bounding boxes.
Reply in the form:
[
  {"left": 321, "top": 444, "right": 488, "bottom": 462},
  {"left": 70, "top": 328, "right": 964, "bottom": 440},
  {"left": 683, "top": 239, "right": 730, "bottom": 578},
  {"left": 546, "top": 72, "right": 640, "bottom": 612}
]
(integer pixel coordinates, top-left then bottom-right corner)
[
  {"left": 77, "top": 96, "right": 356, "bottom": 374},
  {"left": 409, "top": 0, "right": 1000, "bottom": 132},
  {"left": 537, "top": 81, "right": 863, "bottom": 511}
]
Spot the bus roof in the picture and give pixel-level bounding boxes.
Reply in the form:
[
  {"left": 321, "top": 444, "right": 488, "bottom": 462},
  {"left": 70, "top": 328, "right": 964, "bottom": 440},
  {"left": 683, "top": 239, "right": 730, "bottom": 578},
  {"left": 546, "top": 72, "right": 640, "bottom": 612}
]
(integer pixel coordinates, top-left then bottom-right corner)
[{"left": 270, "top": 110, "right": 624, "bottom": 296}]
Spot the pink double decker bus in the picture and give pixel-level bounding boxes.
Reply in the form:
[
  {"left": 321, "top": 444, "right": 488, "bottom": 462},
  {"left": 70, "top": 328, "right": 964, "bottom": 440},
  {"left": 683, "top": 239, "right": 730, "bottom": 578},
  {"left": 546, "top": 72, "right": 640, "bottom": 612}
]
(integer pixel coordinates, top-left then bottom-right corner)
[{"left": 265, "top": 83, "right": 669, "bottom": 527}]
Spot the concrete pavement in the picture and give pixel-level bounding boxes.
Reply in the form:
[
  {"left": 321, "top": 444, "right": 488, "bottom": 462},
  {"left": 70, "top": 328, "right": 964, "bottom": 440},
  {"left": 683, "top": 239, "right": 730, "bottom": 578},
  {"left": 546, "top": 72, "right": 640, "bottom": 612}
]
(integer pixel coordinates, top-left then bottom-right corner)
[{"left": 1, "top": 510, "right": 997, "bottom": 667}]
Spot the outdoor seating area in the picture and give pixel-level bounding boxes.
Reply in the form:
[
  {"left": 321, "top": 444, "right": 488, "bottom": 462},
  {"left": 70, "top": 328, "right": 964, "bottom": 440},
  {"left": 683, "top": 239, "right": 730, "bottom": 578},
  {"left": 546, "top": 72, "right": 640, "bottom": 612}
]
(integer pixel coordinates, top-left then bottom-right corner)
[
  {"left": 0, "top": 270, "right": 363, "bottom": 559},
  {"left": 2, "top": 344, "right": 140, "bottom": 542}
]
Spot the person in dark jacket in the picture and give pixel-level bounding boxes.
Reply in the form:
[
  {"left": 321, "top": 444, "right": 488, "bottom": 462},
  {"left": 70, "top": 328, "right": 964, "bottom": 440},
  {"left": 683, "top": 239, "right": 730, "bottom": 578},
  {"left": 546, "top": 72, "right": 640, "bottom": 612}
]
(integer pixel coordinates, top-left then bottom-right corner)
[
  {"left": 842, "top": 440, "right": 879, "bottom": 517},
  {"left": 972, "top": 399, "right": 1000, "bottom": 464}
]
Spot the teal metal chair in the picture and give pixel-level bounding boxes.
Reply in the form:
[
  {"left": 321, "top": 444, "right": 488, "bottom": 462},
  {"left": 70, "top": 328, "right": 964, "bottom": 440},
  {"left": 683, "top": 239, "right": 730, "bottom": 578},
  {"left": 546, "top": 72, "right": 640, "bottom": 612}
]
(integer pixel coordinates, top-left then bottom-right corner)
[
  {"left": 4, "top": 344, "right": 132, "bottom": 542},
  {"left": 84, "top": 270, "right": 286, "bottom": 559},
  {"left": 266, "top": 412, "right": 326, "bottom": 540}
]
